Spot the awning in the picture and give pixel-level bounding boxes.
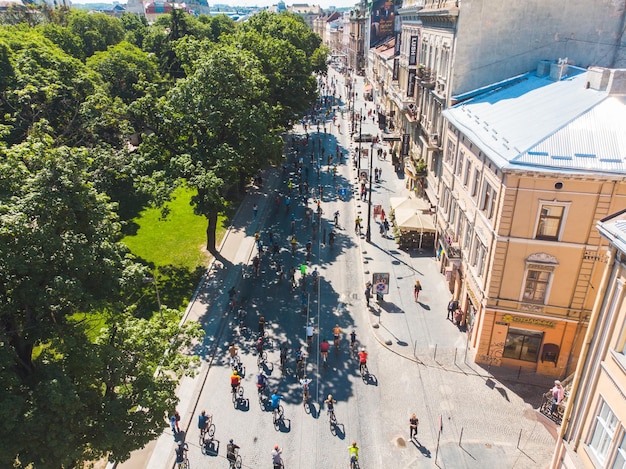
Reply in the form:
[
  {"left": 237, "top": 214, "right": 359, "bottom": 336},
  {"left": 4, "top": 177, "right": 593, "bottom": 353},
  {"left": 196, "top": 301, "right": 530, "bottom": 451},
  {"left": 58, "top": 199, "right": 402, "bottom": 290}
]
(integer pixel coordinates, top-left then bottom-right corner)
[
  {"left": 382, "top": 134, "right": 401, "bottom": 141},
  {"left": 390, "top": 196, "right": 431, "bottom": 213},
  {"left": 394, "top": 208, "right": 436, "bottom": 232}
]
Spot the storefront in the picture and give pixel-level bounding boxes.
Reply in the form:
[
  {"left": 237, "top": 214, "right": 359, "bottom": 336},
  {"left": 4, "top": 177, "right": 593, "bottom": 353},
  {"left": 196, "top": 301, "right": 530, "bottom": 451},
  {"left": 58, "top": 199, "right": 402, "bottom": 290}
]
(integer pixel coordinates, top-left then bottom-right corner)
[{"left": 474, "top": 309, "right": 579, "bottom": 377}]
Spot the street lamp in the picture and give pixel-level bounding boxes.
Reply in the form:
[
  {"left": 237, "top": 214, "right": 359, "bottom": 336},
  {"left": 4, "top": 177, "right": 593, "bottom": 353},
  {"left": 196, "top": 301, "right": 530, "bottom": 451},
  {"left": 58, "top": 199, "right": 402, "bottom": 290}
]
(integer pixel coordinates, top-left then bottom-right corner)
[{"left": 366, "top": 135, "right": 374, "bottom": 242}]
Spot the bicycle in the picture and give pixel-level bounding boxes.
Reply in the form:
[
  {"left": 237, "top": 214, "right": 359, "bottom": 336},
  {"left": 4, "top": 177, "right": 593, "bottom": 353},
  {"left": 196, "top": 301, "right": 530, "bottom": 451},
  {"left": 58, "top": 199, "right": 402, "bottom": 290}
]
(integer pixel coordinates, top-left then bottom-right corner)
[
  {"left": 257, "top": 350, "right": 268, "bottom": 367},
  {"left": 328, "top": 407, "right": 337, "bottom": 426},
  {"left": 360, "top": 362, "right": 369, "bottom": 380},
  {"left": 175, "top": 444, "right": 189, "bottom": 469},
  {"left": 272, "top": 404, "right": 285, "bottom": 426},
  {"left": 349, "top": 456, "right": 360, "bottom": 469},
  {"left": 231, "top": 384, "right": 244, "bottom": 404},
  {"left": 228, "top": 448, "right": 242, "bottom": 469},
  {"left": 296, "top": 359, "right": 305, "bottom": 379},
  {"left": 199, "top": 415, "right": 216, "bottom": 446}
]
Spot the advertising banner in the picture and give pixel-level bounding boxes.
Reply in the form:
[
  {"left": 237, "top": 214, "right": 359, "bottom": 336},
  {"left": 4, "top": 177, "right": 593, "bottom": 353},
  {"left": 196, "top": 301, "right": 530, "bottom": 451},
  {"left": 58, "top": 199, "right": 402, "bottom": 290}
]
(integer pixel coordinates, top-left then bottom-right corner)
[
  {"left": 401, "top": 133, "right": 410, "bottom": 156},
  {"left": 370, "top": 0, "right": 397, "bottom": 47},
  {"left": 392, "top": 58, "right": 399, "bottom": 81},
  {"left": 407, "top": 69, "right": 416, "bottom": 97}
]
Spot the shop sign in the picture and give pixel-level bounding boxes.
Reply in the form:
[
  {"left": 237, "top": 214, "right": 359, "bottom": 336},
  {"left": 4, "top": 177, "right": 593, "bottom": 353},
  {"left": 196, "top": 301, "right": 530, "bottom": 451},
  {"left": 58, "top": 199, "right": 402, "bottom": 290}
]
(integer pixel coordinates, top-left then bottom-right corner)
[
  {"left": 409, "top": 35, "right": 418, "bottom": 66},
  {"left": 502, "top": 313, "right": 555, "bottom": 328},
  {"left": 401, "top": 134, "right": 410, "bottom": 156},
  {"left": 407, "top": 69, "right": 416, "bottom": 97}
]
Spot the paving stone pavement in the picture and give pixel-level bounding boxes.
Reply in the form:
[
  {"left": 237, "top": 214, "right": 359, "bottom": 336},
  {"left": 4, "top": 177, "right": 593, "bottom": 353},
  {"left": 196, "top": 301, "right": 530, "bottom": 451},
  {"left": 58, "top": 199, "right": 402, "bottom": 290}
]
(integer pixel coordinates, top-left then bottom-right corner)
[{"left": 113, "top": 68, "right": 558, "bottom": 469}]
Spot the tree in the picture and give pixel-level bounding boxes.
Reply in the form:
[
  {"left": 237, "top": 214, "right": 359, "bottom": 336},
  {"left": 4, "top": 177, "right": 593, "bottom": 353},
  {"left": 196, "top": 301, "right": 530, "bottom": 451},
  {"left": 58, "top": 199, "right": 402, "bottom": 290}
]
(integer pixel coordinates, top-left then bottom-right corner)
[
  {"left": 160, "top": 43, "right": 282, "bottom": 250},
  {"left": 0, "top": 134, "right": 203, "bottom": 467},
  {"left": 87, "top": 41, "right": 160, "bottom": 104},
  {"left": 0, "top": 28, "right": 100, "bottom": 146},
  {"left": 67, "top": 10, "right": 124, "bottom": 58}
]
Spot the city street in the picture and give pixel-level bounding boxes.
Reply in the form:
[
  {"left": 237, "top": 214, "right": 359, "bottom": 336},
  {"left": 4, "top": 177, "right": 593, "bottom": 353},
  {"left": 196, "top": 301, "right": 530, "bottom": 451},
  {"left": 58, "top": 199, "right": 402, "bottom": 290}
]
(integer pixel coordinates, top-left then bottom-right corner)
[{"left": 118, "top": 67, "right": 558, "bottom": 469}]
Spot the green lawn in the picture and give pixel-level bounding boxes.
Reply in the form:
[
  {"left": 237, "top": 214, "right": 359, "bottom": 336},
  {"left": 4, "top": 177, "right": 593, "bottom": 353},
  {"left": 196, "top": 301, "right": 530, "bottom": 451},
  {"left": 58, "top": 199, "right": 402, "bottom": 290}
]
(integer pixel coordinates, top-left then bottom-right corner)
[
  {"left": 123, "top": 186, "right": 213, "bottom": 270},
  {"left": 122, "top": 186, "right": 231, "bottom": 313}
]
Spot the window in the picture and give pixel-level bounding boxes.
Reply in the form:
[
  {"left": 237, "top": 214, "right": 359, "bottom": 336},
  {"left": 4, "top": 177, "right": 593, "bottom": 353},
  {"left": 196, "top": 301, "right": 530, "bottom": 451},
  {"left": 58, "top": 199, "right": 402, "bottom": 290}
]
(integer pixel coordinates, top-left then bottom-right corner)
[
  {"left": 449, "top": 198, "right": 457, "bottom": 226},
  {"left": 445, "top": 139, "right": 455, "bottom": 166},
  {"left": 463, "top": 160, "right": 472, "bottom": 187},
  {"left": 590, "top": 402, "right": 620, "bottom": 464},
  {"left": 503, "top": 328, "right": 543, "bottom": 361},
  {"left": 463, "top": 222, "right": 473, "bottom": 251},
  {"left": 536, "top": 205, "right": 565, "bottom": 240},
  {"left": 471, "top": 237, "right": 487, "bottom": 277},
  {"left": 523, "top": 269, "right": 551, "bottom": 303},
  {"left": 471, "top": 169, "right": 481, "bottom": 197},
  {"left": 480, "top": 182, "right": 497, "bottom": 220},
  {"left": 456, "top": 150, "right": 464, "bottom": 176}
]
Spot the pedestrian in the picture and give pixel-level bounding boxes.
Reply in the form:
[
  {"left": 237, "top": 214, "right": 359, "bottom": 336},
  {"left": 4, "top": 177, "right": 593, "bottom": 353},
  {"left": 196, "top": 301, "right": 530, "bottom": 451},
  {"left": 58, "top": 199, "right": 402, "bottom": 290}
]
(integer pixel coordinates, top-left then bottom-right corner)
[
  {"left": 383, "top": 218, "right": 390, "bottom": 236},
  {"left": 380, "top": 208, "right": 386, "bottom": 221},
  {"left": 447, "top": 297, "right": 459, "bottom": 320},
  {"left": 355, "top": 216, "right": 362, "bottom": 234},
  {"left": 365, "top": 282, "right": 372, "bottom": 307},
  {"left": 285, "top": 196, "right": 291, "bottom": 213},
  {"left": 170, "top": 410, "right": 180, "bottom": 434},
  {"left": 253, "top": 203, "right": 258, "bottom": 217},
  {"left": 272, "top": 445, "right": 283, "bottom": 469},
  {"left": 550, "top": 380, "right": 565, "bottom": 415},
  {"left": 414, "top": 280, "right": 422, "bottom": 301},
  {"left": 410, "top": 413, "right": 419, "bottom": 440}
]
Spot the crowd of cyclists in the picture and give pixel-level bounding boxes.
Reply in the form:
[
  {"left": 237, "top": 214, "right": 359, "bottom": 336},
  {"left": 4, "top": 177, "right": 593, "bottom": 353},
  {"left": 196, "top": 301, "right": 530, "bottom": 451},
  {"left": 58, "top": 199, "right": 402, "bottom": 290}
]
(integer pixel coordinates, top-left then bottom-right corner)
[{"left": 174, "top": 72, "right": 369, "bottom": 468}]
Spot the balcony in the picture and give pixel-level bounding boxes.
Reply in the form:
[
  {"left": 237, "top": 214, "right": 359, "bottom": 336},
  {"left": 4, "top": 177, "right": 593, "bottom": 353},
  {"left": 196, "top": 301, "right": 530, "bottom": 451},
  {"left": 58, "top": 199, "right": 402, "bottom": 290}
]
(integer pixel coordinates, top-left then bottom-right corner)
[{"left": 441, "top": 233, "right": 461, "bottom": 258}]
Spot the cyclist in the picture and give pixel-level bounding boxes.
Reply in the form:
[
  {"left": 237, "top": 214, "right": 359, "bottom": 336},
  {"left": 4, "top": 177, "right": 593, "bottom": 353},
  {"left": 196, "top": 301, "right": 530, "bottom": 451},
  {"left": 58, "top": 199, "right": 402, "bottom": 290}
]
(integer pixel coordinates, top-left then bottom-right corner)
[
  {"left": 350, "top": 330, "right": 357, "bottom": 351},
  {"left": 226, "top": 439, "right": 240, "bottom": 465},
  {"left": 300, "top": 375, "right": 312, "bottom": 402},
  {"left": 271, "top": 445, "right": 283, "bottom": 469},
  {"left": 358, "top": 347, "right": 368, "bottom": 374},
  {"left": 198, "top": 410, "right": 210, "bottom": 434},
  {"left": 320, "top": 338, "right": 330, "bottom": 363},
  {"left": 270, "top": 390, "right": 284, "bottom": 411},
  {"left": 325, "top": 394, "right": 336, "bottom": 416},
  {"left": 348, "top": 441, "right": 359, "bottom": 468},
  {"left": 258, "top": 316, "right": 266, "bottom": 336},
  {"left": 333, "top": 324, "right": 342, "bottom": 348},
  {"left": 230, "top": 369, "right": 241, "bottom": 394},
  {"left": 228, "top": 343, "right": 239, "bottom": 368},
  {"left": 306, "top": 239, "right": 312, "bottom": 256},
  {"left": 256, "top": 337, "right": 264, "bottom": 355},
  {"left": 295, "top": 346, "right": 304, "bottom": 363},
  {"left": 290, "top": 236, "right": 297, "bottom": 254},
  {"left": 175, "top": 441, "right": 188, "bottom": 468},
  {"left": 306, "top": 323, "right": 315, "bottom": 345},
  {"left": 256, "top": 371, "right": 268, "bottom": 393},
  {"left": 312, "top": 267, "right": 319, "bottom": 287}
]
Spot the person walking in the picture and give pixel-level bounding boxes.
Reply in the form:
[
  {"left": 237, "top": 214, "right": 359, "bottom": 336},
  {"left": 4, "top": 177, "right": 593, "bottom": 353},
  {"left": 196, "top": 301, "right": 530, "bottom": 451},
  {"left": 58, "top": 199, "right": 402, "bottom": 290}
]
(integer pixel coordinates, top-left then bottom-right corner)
[
  {"left": 414, "top": 280, "right": 422, "bottom": 301},
  {"left": 253, "top": 203, "right": 258, "bottom": 217},
  {"left": 410, "top": 413, "right": 419, "bottom": 440},
  {"left": 447, "top": 297, "right": 459, "bottom": 320},
  {"left": 365, "top": 282, "right": 372, "bottom": 307},
  {"left": 170, "top": 410, "right": 180, "bottom": 435},
  {"left": 550, "top": 380, "right": 565, "bottom": 415}
]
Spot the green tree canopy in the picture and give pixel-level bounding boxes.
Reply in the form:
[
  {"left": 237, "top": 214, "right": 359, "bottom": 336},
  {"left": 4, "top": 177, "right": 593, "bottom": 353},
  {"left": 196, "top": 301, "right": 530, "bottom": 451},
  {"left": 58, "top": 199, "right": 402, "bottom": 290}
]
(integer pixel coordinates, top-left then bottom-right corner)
[
  {"left": 67, "top": 10, "right": 124, "bottom": 58},
  {"left": 87, "top": 41, "right": 160, "bottom": 104},
  {"left": 0, "top": 134, "right": 203, "bottom": 467}
]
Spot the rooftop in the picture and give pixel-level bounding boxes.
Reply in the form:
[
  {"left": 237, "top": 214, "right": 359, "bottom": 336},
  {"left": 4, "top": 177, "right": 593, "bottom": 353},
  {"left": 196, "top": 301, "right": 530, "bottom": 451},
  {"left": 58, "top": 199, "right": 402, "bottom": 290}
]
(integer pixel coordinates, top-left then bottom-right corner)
[{"left": 443, "top": 66, "right": 626, "bottom": 175}]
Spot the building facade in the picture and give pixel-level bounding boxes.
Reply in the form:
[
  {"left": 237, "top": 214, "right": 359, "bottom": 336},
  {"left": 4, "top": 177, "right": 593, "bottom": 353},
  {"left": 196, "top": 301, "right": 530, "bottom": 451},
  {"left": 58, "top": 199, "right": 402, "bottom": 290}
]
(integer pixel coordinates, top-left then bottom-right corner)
[
  {"left": 551, "top": 210, "right": 626, "bottom": 468},
  {"left": 439, "top": 65, "right": 626, "bottom": 377}
]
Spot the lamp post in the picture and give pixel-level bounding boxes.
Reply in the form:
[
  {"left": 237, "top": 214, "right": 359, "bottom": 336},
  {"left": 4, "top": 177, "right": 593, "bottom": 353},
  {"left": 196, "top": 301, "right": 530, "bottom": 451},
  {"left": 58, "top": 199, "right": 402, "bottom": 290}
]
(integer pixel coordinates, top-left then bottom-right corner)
[{"left": 366, "top": 135, "right": 374, "bottom": 242}]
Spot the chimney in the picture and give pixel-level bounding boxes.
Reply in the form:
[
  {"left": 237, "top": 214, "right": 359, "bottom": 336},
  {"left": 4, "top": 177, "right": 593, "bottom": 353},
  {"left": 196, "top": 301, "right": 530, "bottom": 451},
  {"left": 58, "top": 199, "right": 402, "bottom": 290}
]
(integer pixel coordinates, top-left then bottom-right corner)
[
  {"left": 550, "top": 58, "right": 569, "bottom": 81},
  {"left": 586, "top": 67, "right": 626, "bottom": 95},
  {"left": 536, "top": 60, "right": 552, "bottom": 77}
]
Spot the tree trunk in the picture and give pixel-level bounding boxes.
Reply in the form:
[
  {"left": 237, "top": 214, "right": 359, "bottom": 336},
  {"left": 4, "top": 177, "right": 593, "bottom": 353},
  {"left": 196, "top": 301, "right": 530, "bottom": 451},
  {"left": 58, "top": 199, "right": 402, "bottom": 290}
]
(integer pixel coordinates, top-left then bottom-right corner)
[{"left": 206, "top": 213, "right": 218, "bottom": 253}]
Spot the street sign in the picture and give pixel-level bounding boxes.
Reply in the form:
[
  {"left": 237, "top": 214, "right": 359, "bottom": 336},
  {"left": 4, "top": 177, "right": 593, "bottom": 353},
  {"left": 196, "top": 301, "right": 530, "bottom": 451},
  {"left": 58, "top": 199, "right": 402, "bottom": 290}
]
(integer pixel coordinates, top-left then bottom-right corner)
[
  {"left": 339, "top": 188, "right": 348, "bottom": 197},
  {"left": 372, "top": 272, "right": 389, "bottom": 295}
]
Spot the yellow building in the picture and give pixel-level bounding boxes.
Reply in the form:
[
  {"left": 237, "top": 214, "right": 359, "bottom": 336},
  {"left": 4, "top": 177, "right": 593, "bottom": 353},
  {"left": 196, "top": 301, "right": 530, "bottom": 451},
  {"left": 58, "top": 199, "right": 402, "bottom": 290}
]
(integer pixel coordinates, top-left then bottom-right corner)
[
  {"left": 439, "top": 65, "right": 626, "bottom": 377},
  {"left": 551, "top": 210, "right": 626, "bottom": 467}
]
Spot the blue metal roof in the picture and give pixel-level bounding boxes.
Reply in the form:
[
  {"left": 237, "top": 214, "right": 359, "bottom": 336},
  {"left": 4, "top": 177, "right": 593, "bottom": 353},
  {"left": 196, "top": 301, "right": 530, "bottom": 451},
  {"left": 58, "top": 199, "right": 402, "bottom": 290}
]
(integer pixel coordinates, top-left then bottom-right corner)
[{"left": 443, "top": 68, "right": 626, "bottom": 175}]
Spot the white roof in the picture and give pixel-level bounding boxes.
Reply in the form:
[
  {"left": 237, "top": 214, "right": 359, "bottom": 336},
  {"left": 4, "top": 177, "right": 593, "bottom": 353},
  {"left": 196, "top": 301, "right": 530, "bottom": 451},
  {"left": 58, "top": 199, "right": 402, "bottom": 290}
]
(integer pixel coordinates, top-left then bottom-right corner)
[{"left": 443, "top": 68, "right": 626, "bottom": 175}]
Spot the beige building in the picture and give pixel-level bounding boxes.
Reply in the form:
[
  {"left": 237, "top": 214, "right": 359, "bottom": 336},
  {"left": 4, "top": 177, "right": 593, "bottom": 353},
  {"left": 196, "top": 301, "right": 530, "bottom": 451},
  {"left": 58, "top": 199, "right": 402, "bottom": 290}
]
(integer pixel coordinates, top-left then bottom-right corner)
[
  {"left": 551, "top": 210, "right": 626, "bottom": 468},
  {"left": 439, "top": 65, "right": 626, "bottom": 377}
]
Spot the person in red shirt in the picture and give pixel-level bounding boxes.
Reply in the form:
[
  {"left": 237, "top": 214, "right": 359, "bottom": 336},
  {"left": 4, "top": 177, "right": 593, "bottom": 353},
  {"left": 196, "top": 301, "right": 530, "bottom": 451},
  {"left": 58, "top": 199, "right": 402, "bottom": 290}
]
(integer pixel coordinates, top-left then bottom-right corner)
[
  {"left": 230, "top": 370, "right": 241, "bottom": 393},
  {"left": 358, "top": 348, "right": 368, "bottom": 374},
  {"left": 320, "top": 339, "right": 330, "bottom": 363}
]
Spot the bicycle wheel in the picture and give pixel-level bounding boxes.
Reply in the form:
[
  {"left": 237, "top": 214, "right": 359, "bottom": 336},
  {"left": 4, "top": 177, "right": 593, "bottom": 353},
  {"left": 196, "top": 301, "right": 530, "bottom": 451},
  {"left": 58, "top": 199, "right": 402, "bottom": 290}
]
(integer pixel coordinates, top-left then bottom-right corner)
[
  {"left": 238, "top": 385, "right": 244, "bottom": 398},
  {"left": 207, "top": 423, "right": 216, "bottom": 438},
  {"left": 235, "top": 454, "right": 242, "bottom": 469}
]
